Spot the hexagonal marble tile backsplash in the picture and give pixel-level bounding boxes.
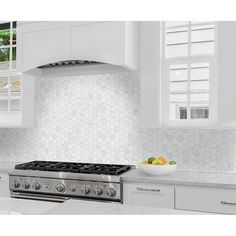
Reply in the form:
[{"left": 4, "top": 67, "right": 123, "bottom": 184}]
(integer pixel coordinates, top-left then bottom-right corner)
[{"left": 0, "top": 71, "right": 236, "bottom": 173}]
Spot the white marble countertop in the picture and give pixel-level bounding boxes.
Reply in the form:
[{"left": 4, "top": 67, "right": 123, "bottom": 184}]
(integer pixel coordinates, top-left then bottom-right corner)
[
  {"left": 122, "top": 169, "right": 236, "bottom": 189},
  {"left": 44, "top": 199, "right": 206, "bottom": 215},
  {"left": 0, "top": 197, "right": 60, "bottom": 215},
  {"left": 2, "top": 160, "right": 236, "bottom": 189},
  {"left": 0, "top": 161, "right": 19, "bottom": 173}
]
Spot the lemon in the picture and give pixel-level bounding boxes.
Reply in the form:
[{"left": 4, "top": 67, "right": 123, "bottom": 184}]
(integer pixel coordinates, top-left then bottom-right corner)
[{"left": 152, "top": 159, "right": 164, "bottom": 165}]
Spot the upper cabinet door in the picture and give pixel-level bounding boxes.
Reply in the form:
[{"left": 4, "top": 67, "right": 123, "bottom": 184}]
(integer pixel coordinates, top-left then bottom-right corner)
[
  {"left": 217, "top": 22, "right": 236, "bottom": 127},
  {"left": 17, "top": 21, "right": 138, "bottom": 72}
]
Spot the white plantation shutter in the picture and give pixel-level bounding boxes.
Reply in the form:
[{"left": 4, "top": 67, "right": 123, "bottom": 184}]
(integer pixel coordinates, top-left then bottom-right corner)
[
  {"left": 165, "top": 21, "right": 215, "bottom": 58},
  {"left": 162, "top": 21, "right": 217, "bottom": 124}
]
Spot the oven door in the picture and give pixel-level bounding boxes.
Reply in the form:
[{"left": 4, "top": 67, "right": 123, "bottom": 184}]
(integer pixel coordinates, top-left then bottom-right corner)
[{"left": 0, "top": 196, "right": 61, "bottom": 215}]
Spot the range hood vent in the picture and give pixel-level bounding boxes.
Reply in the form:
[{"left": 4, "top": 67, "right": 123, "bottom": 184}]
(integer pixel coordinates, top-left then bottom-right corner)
[{"left": 38, "top": 60, "right": 102, "bottom": 69}]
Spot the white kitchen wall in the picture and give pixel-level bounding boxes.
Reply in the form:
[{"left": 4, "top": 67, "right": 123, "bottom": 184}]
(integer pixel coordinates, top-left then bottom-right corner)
[{"left": 0, "top": 70, "right": 236, "bottom": 173}]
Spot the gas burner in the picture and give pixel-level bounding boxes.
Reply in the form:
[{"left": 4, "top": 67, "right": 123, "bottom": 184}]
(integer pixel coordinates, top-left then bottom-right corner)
[
  {"left": 15, "top": 161, "right": 132, "bottom": 175},
  {"left": 10, "top": 161, "right": 135, "bottom": 203}
]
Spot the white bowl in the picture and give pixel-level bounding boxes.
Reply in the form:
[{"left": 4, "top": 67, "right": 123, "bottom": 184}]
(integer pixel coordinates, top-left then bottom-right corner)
[{"left": 138, "top": 162, "right": 177, "bottom": 176}]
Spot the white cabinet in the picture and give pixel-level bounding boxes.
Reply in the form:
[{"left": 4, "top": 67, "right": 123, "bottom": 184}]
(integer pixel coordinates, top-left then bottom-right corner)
[
  {"left": 217, "top": 21, "right": 236, "bottom": 127},
  {"left": 123, "top": 181, "right": 236, "bottom": 214},
  {"left": 0, "top": 70, "right": 35, "bottom": 127},
  {"left": 123, "top": 182, "right": 175, "bottom": 209},
  {"left": 139, "top": 22, "right": 161, "bottom": 128},
  {"left": 0, "top": 173, "right": 9, "bottom": 197},
  {"left": 176, "top": 186, "right": 236, "bottom": 214},
  {"left": 17, "top": 21, "right": 138, "bottom": 72}
]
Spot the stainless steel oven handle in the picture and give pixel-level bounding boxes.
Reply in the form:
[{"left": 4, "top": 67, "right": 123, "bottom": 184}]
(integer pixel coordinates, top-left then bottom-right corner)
[
  {"left": 221, "top": 201, "right": 236, "bottom": 206},
  {"left": 11, "top": 192, "right": 69, "bottom": 203},
  {"left": 136, "top": 187, "right": 161, "bottom": 192}
]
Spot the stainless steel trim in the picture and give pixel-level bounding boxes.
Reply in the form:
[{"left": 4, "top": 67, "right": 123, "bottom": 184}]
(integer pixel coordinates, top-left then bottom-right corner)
[
  {"left": 221, "top": 201, "right": 236, "bottom": 206},
  {"left": 11, "top": 192, "right": 69, "bottom": 203},
  {"left": 136, "top": 187, "right": 161, "bottom": 192},
  {"left": 38, "top": 60, "right": 101, "bottom": 68},
  {"left": 10, "top": 169, "right": 122, "bottom": 183},
  {"left": 9, "top": 175, "right": 121, "bottom": 201}
]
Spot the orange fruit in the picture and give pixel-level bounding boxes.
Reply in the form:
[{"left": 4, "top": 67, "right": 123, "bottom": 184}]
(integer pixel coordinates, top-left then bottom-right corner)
[{"left": 157, "top": 156, "right": 167, "bottom": 164}]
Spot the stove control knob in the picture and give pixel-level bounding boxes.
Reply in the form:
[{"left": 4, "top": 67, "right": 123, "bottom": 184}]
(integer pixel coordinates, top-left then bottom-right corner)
[
  {"left": 69, "top": 185, "right": 76, "bottom": 193},
  {"left": 81, "top": 185, "right": 90, "bottom": 195},
  {"left": 93, "top": 186, "right": 103, "bottom": 196},
  {"left": 22, "top": 182, "right": 30, "bottom": 190},
  {"left": 56, "top": 183, "right": 66, "bottom": 193},
  {"left": 13, "top": 181, "right": 20, "bottom": 189},
  {"left": 106, "top": 188, "right": 116, "bottom": 197},
  {"left": 32, "top": 182, "right": 41, "bottom": 190}
]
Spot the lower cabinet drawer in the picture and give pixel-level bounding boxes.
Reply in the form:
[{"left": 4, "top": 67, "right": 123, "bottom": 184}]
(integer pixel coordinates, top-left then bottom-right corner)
[
  {"left": 123, "top": 182, "right": 174, "bottom": 209},
  {"left": 176, "top": 186, "right": 236, "bottom": 214}
]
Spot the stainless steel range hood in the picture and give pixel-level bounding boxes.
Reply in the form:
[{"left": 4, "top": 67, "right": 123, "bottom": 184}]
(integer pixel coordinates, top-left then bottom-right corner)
[
  {"left": 40, "top": 60, "right": 128, "bottom": 77},
  {"left": 38, "top": 60, "right": 102, "bottom": 69}
]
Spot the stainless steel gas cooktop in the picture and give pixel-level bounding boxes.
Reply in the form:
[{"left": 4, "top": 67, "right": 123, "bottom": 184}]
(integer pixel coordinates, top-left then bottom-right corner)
[{"left": 9, "top": 161, "right": 135, "bottom": 203}]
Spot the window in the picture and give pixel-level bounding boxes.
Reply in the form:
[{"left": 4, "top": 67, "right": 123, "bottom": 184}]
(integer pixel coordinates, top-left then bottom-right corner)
[
  {"left": 0, "top": 75, "right": 21, "bottom": 120},
  {"left": 179, "top": 107, "right": 209, "bottom": 120},
  {"left": 0, "top": 21, "right": 17, "bottom": 71},
  {"left": 161, "top": 21, "right": 217, "bottom": 124}
]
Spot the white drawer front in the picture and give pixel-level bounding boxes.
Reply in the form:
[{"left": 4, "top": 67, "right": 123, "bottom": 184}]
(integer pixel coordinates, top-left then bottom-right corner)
[
  {"left": 0, "top": 173, "right": 10, "bottom": 197},
  {"left": 123, "top": 182, "right": 174, "bottom": 209},
  {"left": 176, "top": 186, "right": 236, "bottom": 214}
]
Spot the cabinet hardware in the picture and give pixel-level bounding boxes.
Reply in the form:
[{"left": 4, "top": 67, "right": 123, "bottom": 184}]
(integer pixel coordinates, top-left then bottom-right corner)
[
  {"left": 136, "top": 187, "right": 160, "bottom": 192},
  {"left": 221, "top": 201, "right": 236, "bottom": 206}
]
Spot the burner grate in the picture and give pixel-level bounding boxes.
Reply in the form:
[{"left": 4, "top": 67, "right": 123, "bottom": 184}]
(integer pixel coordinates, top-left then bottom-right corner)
[{"left": 15, "top": 161, "right": 133, "bottom": 176}]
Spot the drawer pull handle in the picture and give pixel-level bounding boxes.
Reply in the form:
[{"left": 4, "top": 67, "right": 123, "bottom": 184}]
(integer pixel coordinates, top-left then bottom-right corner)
[
  {"left": 136, "top": 187, "right": 160, "bottom": 192},
  {"left": 221, "top": 201, "right": 236, "bottom": 206}
]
